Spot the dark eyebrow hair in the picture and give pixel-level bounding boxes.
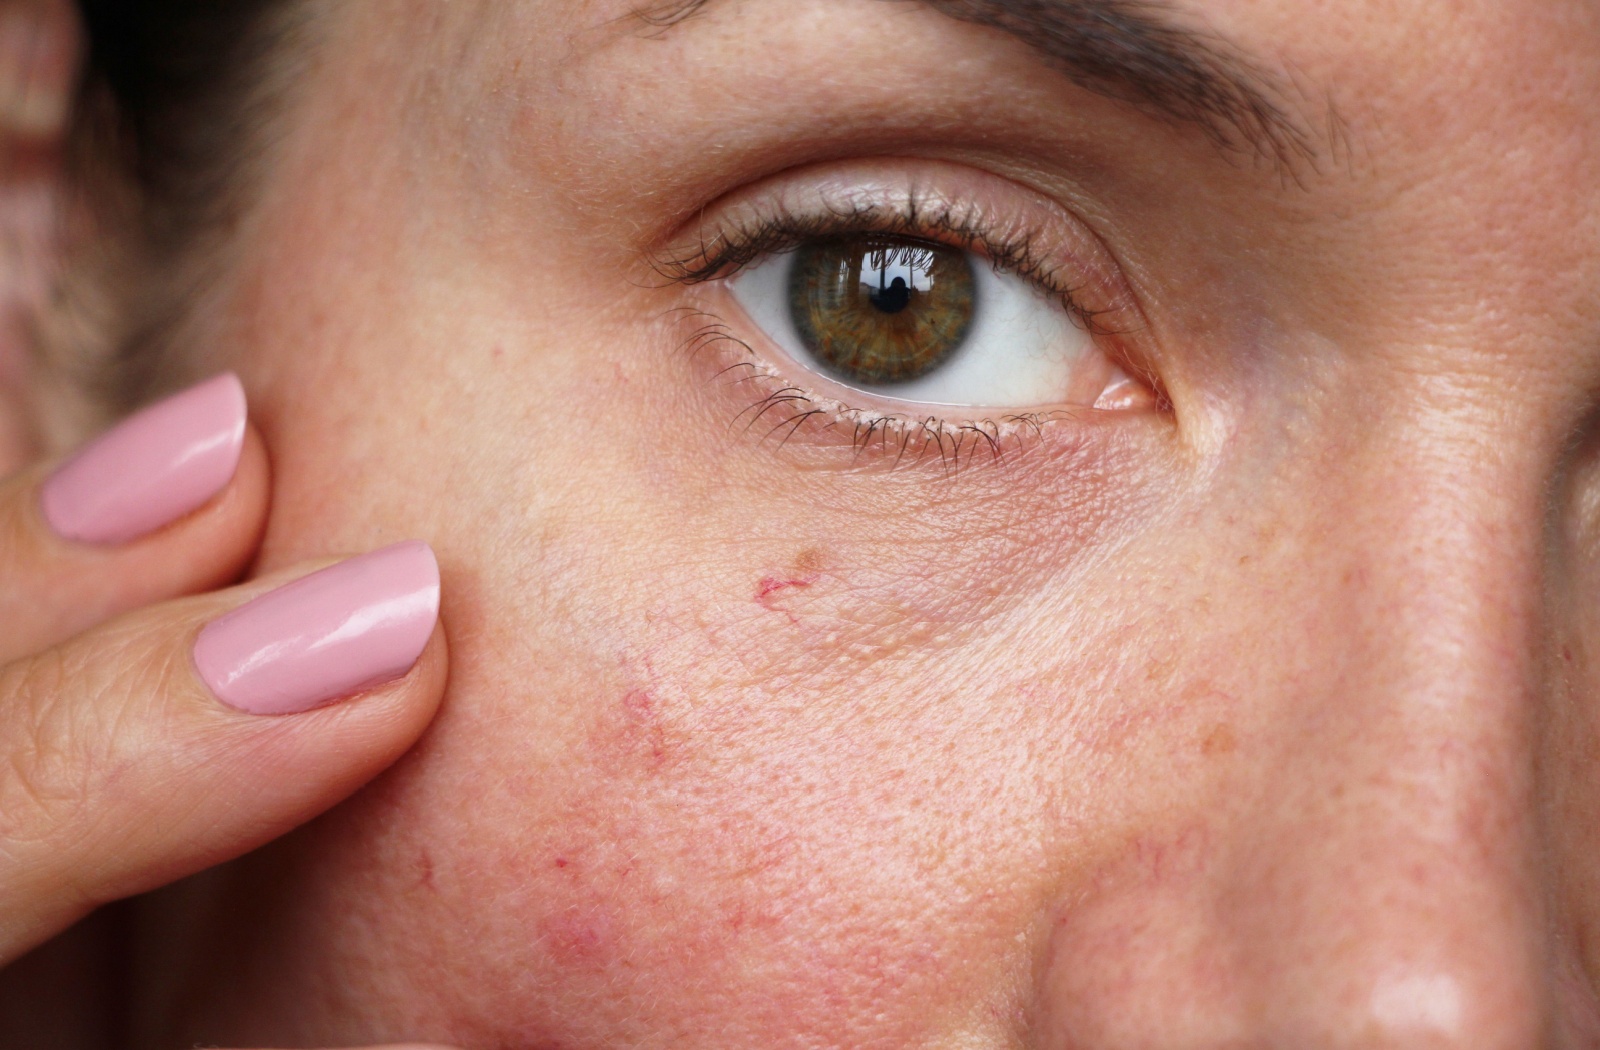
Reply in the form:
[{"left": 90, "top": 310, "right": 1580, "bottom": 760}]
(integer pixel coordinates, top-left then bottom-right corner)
[{"left": 634, "top": 0, "right": 1322, "bottom": 170}]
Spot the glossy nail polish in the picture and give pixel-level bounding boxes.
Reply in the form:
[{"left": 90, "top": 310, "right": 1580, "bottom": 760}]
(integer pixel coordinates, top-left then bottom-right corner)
[
  {"left": 194, "top": 541, "right": 441, "bottom": 715},
  {"left": 41, "top": 373, "right": 247, "bottom": 545}
]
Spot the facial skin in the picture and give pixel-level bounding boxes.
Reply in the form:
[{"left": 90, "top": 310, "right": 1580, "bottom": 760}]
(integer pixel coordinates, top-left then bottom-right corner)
[{"left": 116, "top": 0, "right": 1600, "bottom": 1045}]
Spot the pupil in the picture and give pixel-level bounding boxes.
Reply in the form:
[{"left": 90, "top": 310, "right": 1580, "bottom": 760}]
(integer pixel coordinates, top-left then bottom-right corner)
[{"left": 870, "top": 276, "right": 913, "bottom": 315}]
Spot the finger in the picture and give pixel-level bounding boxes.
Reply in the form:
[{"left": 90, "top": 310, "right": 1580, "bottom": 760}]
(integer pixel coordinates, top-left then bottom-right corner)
[
  {"left": 0, "top": 373, "right": 270, "bottom": 661},
  {"left": 0, "top": 541, "right": 446, "bottom": 965}
]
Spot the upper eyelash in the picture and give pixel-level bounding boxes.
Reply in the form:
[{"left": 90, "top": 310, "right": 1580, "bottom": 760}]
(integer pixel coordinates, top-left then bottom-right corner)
[{"left": 651, "top": 193, "right": 1120, "bottom": 337}]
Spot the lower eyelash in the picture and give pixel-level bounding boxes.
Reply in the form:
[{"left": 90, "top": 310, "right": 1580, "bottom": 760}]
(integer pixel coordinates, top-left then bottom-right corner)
[{"left": 670, "top": 306, "right": 1073, "bottom": 474}]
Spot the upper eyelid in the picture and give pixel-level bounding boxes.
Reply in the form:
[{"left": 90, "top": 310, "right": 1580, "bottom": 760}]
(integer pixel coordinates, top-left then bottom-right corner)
[{"left": 651, "top": 184, "right": 1126, "bottom": 338}]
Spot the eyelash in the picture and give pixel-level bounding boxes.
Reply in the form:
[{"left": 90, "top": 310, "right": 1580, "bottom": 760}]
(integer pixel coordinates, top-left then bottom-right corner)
[
  {"left": 655, "top": 193, "right": 1114, "bottom": 336},
  {"left": 653, "top": 191, "right": 1140, "bottom": 474}
]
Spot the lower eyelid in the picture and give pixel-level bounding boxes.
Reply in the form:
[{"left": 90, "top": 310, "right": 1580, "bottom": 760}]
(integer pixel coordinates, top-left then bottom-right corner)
[{"left": 668, "top": 295, "right": 1141, "bottom": 476}]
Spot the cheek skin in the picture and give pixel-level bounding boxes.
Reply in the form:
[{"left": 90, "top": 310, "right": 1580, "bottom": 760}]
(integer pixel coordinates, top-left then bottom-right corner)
[
  {"left": 159, "top": 184, "right": 1214, "bottom": 1043},
  {"left": 141, "top": 46, "right": 1237, "bottom": 1036},
  {"left": 190, "top": 400, "right": 1184, "bottom": 1045}
]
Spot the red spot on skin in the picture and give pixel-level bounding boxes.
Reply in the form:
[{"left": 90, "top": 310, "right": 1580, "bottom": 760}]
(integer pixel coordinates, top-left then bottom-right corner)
[
  {"left": 622, "top": 689, "right": 654, "bottom": 720},
  {"left": 492, "top": 344, "right": 505, "bottom": 361},
  {"left": 756, "top": 575, "right": 814, "bottom": 601},
  {"left": 619, "top": 689, "right": 667, "bottom": 763},
  {"left": 755, "top": 549, "right": 826, "bottom": 615},
  {"left": 721, "top": 899, "right": 784, "bottom": 934},
  {"left": 417, "top": 849, "right": 437, "bottom": 893},
  {"left": 554, "top": 857, "right": 569, "bottom": 869},
  {"left": 539, "top": 906, "right": 616, "bottom": 971}
]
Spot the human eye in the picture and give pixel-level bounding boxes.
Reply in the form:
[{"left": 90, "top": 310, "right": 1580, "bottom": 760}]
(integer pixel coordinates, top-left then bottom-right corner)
[{"left": 657, "top": 161, "right": 1159, "bottom": 468}]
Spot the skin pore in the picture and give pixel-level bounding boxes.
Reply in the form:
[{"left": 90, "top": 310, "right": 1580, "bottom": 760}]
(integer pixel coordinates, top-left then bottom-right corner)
[{"left": 25, "top": 0, "right": 1600, "bottom": 1045}]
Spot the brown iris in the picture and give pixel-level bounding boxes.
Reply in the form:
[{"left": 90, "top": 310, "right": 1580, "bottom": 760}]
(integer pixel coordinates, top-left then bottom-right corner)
[{"left": 789, "top": 234, "right": 975, "bottom": 385}]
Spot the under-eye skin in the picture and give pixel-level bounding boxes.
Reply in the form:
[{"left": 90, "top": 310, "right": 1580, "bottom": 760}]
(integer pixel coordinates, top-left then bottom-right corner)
[{"left": 654, "top": 161, "right": 1159, "bottom": 468}]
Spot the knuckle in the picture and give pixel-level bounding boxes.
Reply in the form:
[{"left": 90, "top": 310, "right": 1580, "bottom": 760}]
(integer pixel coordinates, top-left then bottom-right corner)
[
  {"left": 0, "top": 616, "right": 186, "bottom": 915},
  {"left": 0, "top": 648, "right": 102, "bottom": 854},
  {"left": 0, "top": 614, "right": 187, "bottom": 877},
  {"left": 0, "top": 622, "right": 164, "bottom": 884}
]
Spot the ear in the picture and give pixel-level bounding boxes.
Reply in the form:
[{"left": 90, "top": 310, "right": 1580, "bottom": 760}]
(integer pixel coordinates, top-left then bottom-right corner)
[{"left": 0, "top": 0, "right": 79, "bottom": 475}]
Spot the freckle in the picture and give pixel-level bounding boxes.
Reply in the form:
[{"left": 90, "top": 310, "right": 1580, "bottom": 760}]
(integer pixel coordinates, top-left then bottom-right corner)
[
  {"left": 1200, "top": 724, "right": 1237, "bottom": 756},
  {"left": 793, "top": 546, "right": 825, "bottom": 574},
  {"left": 1145, "top": 654, "right": 1178, "bottom": 685}
]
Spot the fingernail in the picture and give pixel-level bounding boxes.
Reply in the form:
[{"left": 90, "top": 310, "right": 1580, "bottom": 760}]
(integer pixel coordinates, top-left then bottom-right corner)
[
  {"left": 194, "top": 541, "right": 441, "bottom": 716},
  {"left": 41, "top": 373, "right": 247, "bottom": 545}
]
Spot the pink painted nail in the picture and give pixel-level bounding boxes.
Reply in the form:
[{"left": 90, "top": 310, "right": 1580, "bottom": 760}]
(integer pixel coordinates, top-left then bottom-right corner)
[
  {"left": 194, "top": 541, "right": 440, "bottom": 716},
  {"left": 40, "top": 373, "right": 247, "bottom": 545}
]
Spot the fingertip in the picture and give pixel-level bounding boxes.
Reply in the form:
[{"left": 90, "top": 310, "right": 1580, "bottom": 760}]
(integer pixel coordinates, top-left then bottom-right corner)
[
  {"left": 196, "top": 542, "right": 442, "bottom": 717},
  {"left": 0, "top": 379, "right": 271, "bottom": 657},
  {"left": 39, "top": 372, "right": 249, "bottom": 546}
]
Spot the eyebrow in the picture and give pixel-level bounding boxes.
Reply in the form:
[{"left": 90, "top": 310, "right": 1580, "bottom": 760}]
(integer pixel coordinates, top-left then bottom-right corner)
[{"left": 636, "top": 0, "right": 1321, "bottom": 169}]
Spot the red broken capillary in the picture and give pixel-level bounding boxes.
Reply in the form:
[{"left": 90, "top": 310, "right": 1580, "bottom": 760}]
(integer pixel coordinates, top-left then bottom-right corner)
[{"left": 756, "top": 575, "right": 817, "bottom": 601}]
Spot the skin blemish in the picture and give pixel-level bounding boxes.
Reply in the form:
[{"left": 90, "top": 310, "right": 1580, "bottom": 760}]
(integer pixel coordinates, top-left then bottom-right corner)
[
  {"left": 755, "top": 547, "right": 827, "bottom": 614},
  {"left": 538, "top": 904, "right": 617, "bottom": 972},
  {"left": 1200, "top": 724, "right": 1237, "bottom": 757},
  {"left": 617, "top": 688, "right": 669, "bottom": 764},
  {"left": 757, "top": 574, "right": 814, "bottom": 600}
]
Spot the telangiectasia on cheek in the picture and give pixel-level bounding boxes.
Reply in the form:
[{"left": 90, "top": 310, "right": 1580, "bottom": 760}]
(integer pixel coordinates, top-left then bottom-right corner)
[{"left": 651, "top": 160, "right": 1166, "bottom": 473}]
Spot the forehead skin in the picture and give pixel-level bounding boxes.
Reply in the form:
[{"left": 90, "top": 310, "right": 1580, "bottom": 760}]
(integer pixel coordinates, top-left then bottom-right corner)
[{"left": 138, "top": 0, "right": 1600, "bottom": 1047}]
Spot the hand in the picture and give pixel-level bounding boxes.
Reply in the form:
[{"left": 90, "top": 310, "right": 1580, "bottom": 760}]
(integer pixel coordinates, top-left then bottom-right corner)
[{"left": 0, "top": 374, "right": 450, "bottom": 1044}]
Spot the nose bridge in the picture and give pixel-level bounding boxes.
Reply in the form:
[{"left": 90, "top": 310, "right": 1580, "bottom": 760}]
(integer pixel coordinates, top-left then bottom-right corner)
[
  {"left": 1299, "top": 406, "right": 1539, "bottom": 827},
  {"left": 1240, "top": 417, "right": 1549, "bottom": 1042},
  {"left": 1040, "top": 401, "right": 1565, "bottom": 1048}
]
